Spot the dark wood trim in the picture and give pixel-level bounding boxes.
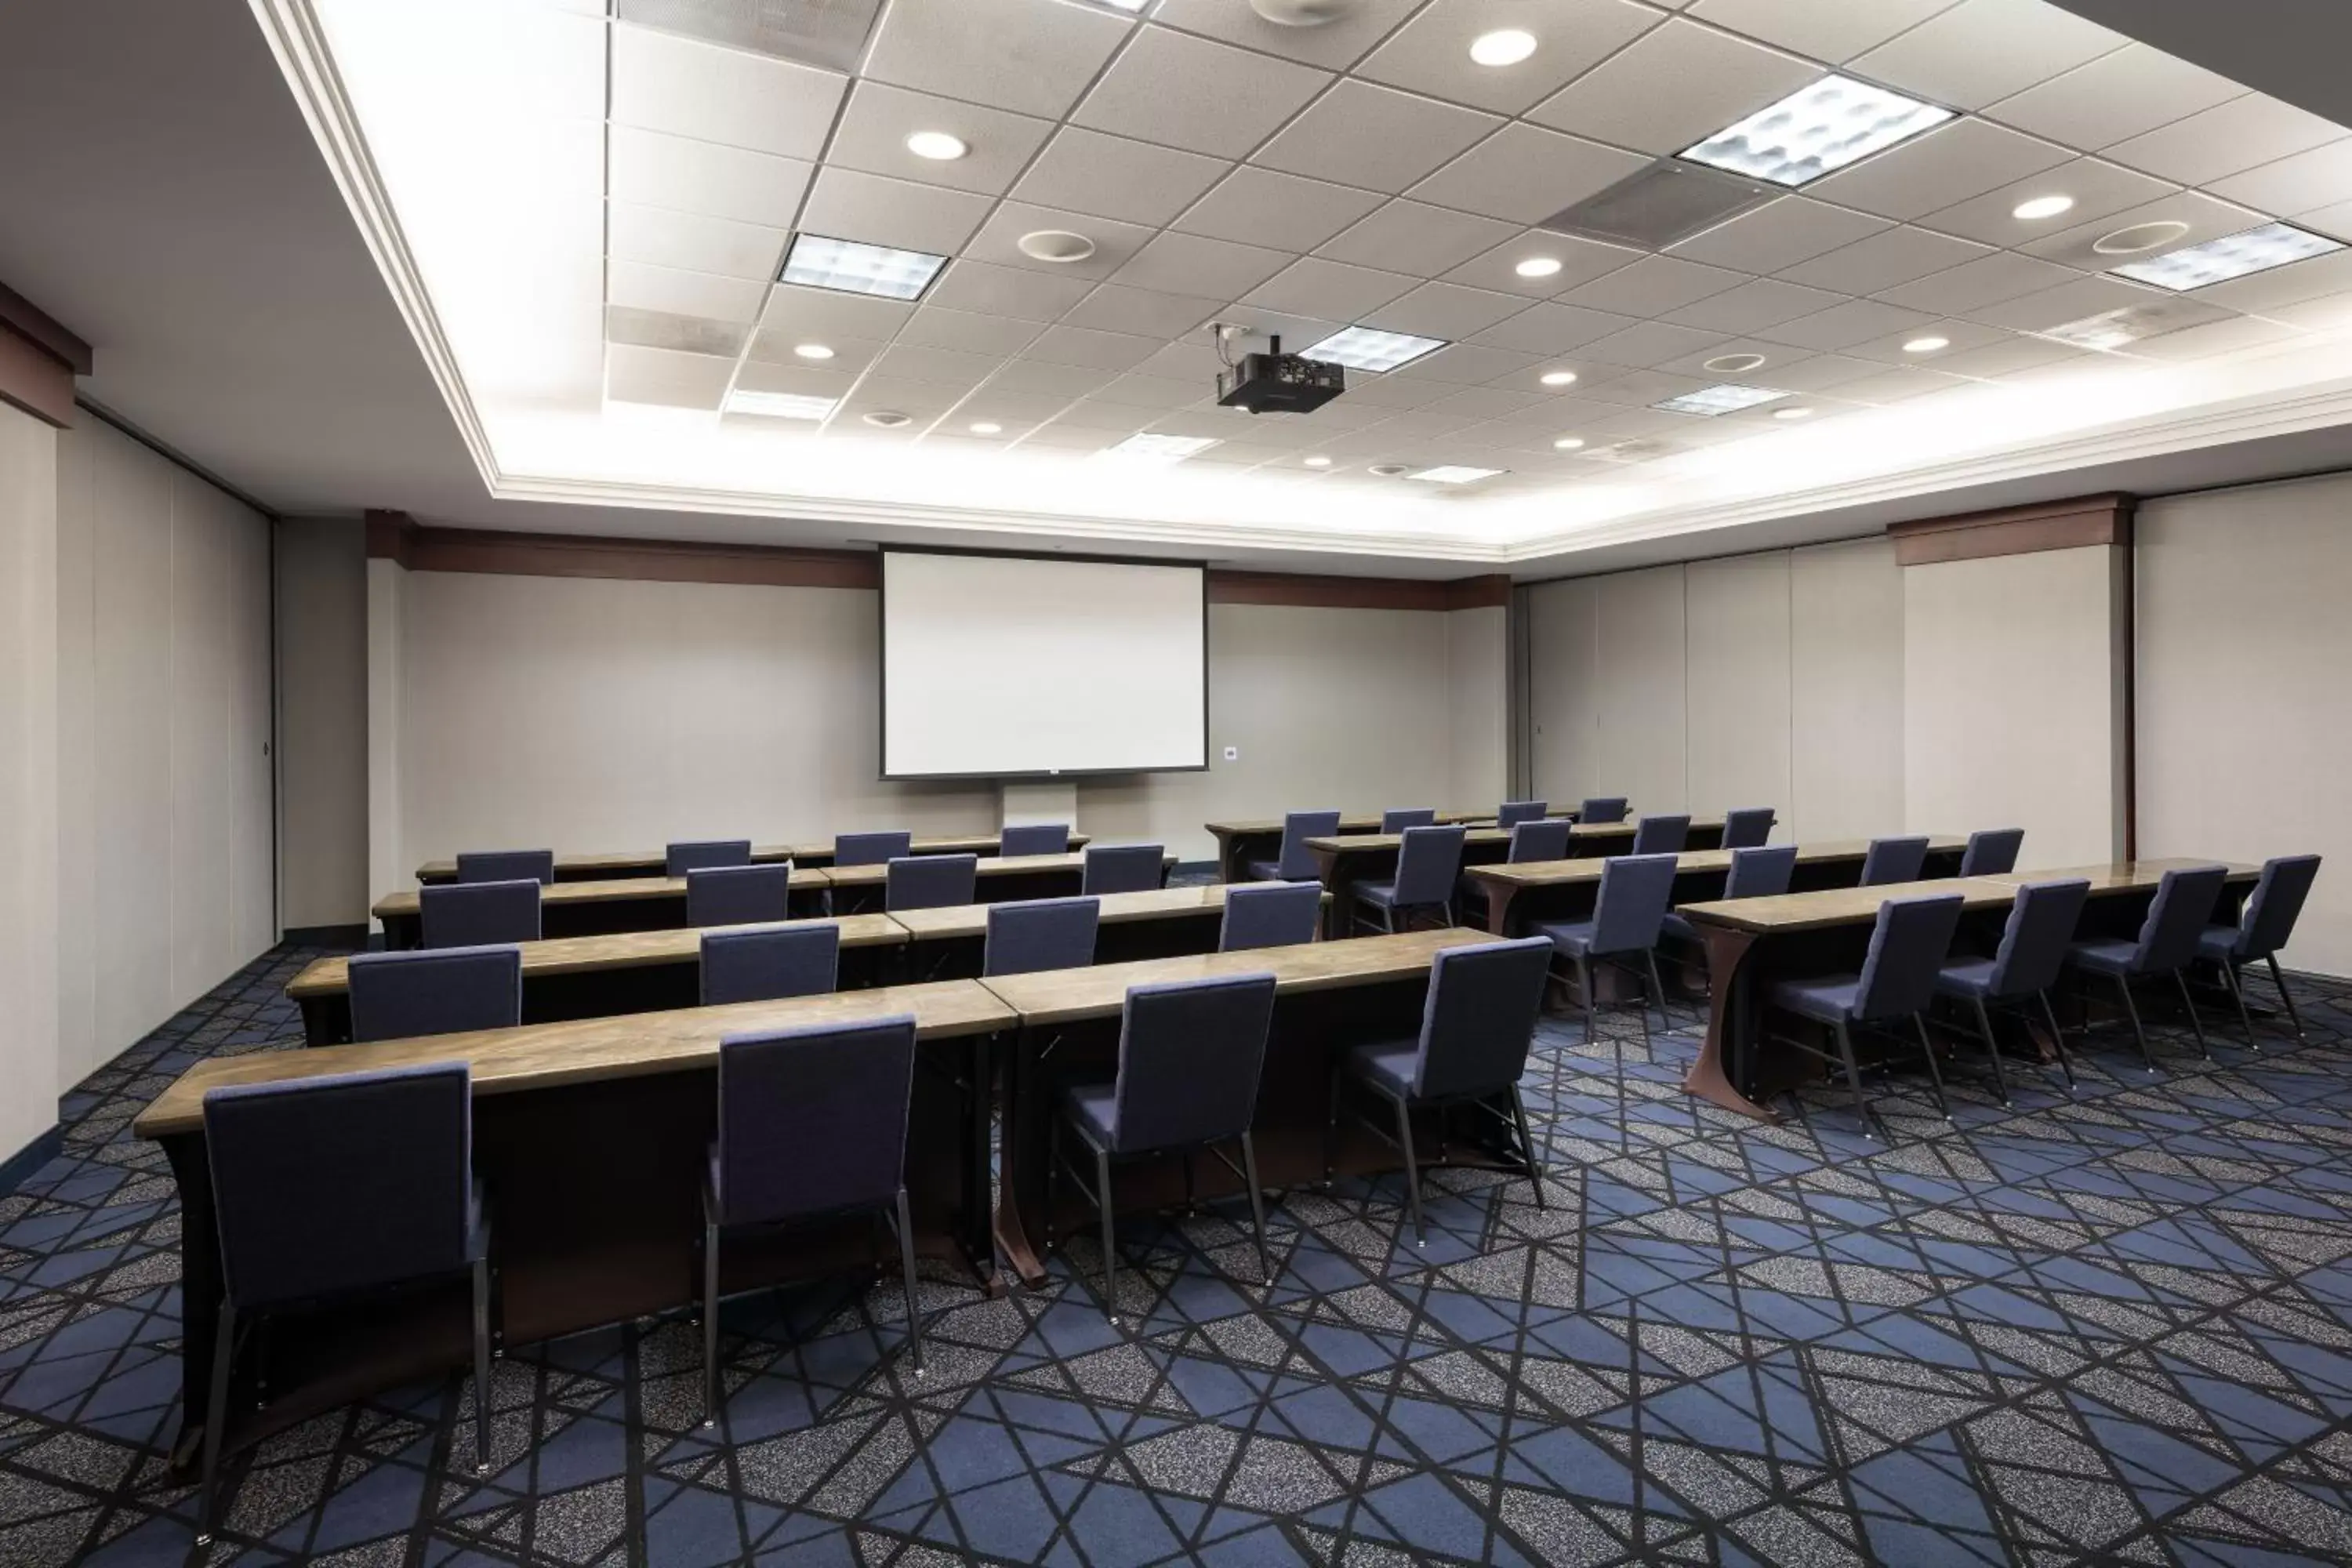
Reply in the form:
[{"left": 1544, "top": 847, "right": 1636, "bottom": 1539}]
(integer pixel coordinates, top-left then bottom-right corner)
[
  {"left": 1207, "top": 569, "right": 1511, "bottom": 612},
  {"left": 0, "top": 281, "right": 93, "bottom": 375},
  {"left": 1889, "top": 494, "right": 2134, "bottom": 566},
  {"left": 362, "top": 516, "right": 881, "bottom": 589},
  {"left": 363, "top": 509, "right": 419, "bottom": 568},
  {"left": 1443, "top": 574, "right": 1512, "bottom": 610},
  {"left": 0, "top": 323, "right": 76, "bottom": 428}
]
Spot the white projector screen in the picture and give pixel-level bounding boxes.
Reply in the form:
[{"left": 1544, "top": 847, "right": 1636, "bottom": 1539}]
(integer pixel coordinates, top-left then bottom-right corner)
[{"left": 881, "top": 550, "right": 1208, "bottom": 779}]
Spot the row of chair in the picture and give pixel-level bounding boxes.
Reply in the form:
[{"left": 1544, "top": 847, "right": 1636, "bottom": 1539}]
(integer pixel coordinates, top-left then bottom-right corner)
[{"left": 452, "top": 826, "right": 1084, "bottom": 889}]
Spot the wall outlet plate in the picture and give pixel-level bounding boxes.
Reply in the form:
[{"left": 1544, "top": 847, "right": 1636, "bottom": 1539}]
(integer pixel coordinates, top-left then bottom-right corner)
[{"left": 1223, "top": 746, "right": 1239, "bottom": 762}]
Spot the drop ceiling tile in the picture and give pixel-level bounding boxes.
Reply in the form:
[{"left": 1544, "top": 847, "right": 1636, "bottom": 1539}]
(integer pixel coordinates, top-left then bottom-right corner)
[
  {"left": 1316, "top": 199, "right": 1520, "bottom": 274},
  {"left": 1982, "top": 43, "right": 2248, "bottom": 153},
  {"left": 839, "top": 375, "right": 971, "bottom": 422},
  {"left": 1023, "top": 422, "right": 1130, "bottom": 449},
  {"left": 862, "top": 0, "right": 1133, "bottom": 119},
  {"left": 1917, "top": 159, "right": 2179, "bottom": 249},
  {"left": 1687, "top": 0, "right": 1960, "bottom": 66},
  {"left": 1963, "top": 274, "right": 2163, "bottom": 332},
  {"left": 2194, "top": 246, "right": 2352, "bottom": 316},
  {"left": 609, "top": 204, "right": 787, "bottom": 281},
  {"left": 1872, "top": 251, "right": 2084, "bottom": 314},
  {"left": 1053, "top": 397, "right": 1160, "bottom": 431},
  {"left": 1578, "top": 368, "right": 1712, "bottom": 406},
  {"left": 1752, "top": 296, "right": 1936, "bottom": 350},
  {"left": 759, "top": 286, "right": 916, "bottom": 340},
  {"left": 1664, "top": 275, "right": 1849, "bottom": 332},
  {"left": 895, "top": 307, "right": 1044, "bottom": 355},
  {"left": 1149, "top": 0, "right": 1422, "bottom": 69},
  {"left": 1406, "top": 123, "right": 1650, "bottom": 225},
  {"left": 1579, "top": 321, "right": 1730, "bottom": 369},
  {"left": 1777, "top": 225, "right": 1990, "bottom": 294},
  {"left": 1848, "top": 0, "right": 2125, "bottom": 111},
  {"left": 1388, "top": 342, "right": 1549, "bottom": 384},
  {"left": 2210, "top": 141, "right": 2352, "bottom": 220},
  {"left": 1112, "top": 231, "right": 1294, "bottom": 298},
  {"left": 2125, "top": 314, "right": 2306, "bottom": 361},
  {"left": 1482, "top": 360, "right": 1627, "bottom": 396},
  {"left": 733, "top": 361, "right": 858, "bottom": 399},
  {"left": 1362, "top": 281, "right": 1530, "bottom": 339},
  {"left": 963, "top": 202, "right": 1156, "bottom": 281},
  {"left": 1062, "top": 285, "right": 1225, "bottom": 339},
  {"left": 825, "top": 82, "right": 1056, "bottom": 198},
  {"left": 1558, "top": 254, "right": 1748, "bottom": 316},
  {"left": 1354, "top": 0, "right": 1665, "bottom": 117},
  {"left": 798, "top": 168, "right": 993, "bottom": 255},
  {"left": 2017, "top": 191, "right": 2266, "bottom": 271},
  {"left": 1839, "top": 318, "right": 2013, "bottom": 365},
  {"left": 1445, "top": 230, "right": 1643, "bottom": 297},
  {"left": 1760, "top": 351, "right": 1889, "bottom": 390},
  {"left": 1091, "top": 373, "right": 1209, "bottom": 409},
  {"left": 867, "top": 343, "right": 1004, "bottom": 390},
  {"left": 1134, "top": 341, "right": 1226, "bottom": 380},
  {"left": 609, "top": 307, "right": 750, "bottom": 359},
  {"left": 1203, "top": 310, "right": 1348, "bottom": 357},
  {"left": 1173, "top": 167, "right": 1388, "bottom": 252},
  {"left": 609, "top": 128, "right": 812, "bottom": 229},
  {"left": 1012, "top": 128, "right": 1232, "bottom": 227},
  {"left": 1807, "top": 119, "right": 2072, "bottom": 223},
  {"left": 2300, "top": 200, "right": 2352, "bottom": 243},
  {"left": 1653, "top": 335, "right": 1795, "bottom": 378},
  {"left": 1425, "top": 386, "right": 1552, "bottom": 420},
  {"left": 605, "top": 343, "right": 734, "bottom": 409},
  {"left": 1244, "top": 257, "right": 1421, "bottom": 321},
  {"left": 1923, "top": 335, "right": 2087, "bottom": 380},
  {"left": 1834, "top": 366, "right": 1973, "bottom": 404},
  {"left": 608, "top": 260, "right": 768, "bottom": 324},
  {"left": 925, "top": 259, "right": 1097, "bottom": 322},
  {"left": 1024, "top": 325, "right": 1162, "bottom": 372},
  {"left": 1527, "top": 19, "right": 1821, "bottom": 157},
  {"left": 2106, "top": 95, "right": 2349, "bottom": 189},
  {"left": 1336, "top": 372, "right": 1460, "bottom": 409},
  {"left": 1073, "top": 25, "right": 1332, "bottom": 158},
  {"left": 1252, "top": 80, "right": 1504, "bottom": 194},
  {"left": 987, "top": 358, "right": 1119, "bottom": 398},
  {"left": 1667, "top": 196, "right": 1891, "bottom": 273},
  {"left": 610, "top": 25, "right": 846, "bottom": 161}
]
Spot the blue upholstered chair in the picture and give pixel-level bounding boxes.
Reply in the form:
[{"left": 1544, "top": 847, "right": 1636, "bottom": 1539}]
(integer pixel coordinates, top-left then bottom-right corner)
[
  {"left": 887, "top": 853, "right": 977, "bottom": 912},
  {"left": 1219, "top": 881, "right": 1323, "bottom": 952},
  {"left": 1353, "top": 825, "right": 1465, "bottom": 933},
  {"left": 1630, "top": 815, "right": 1690, "bottom": 856},
  {"left": 688, "top": 864, "right": 793, "bottom": 927},
  {"left": 1766, "top": 893, "right": 1965, "bottom": 1132},
  {"left": 1381, "top": 808, "right": 1438, "bottom": 834},
  {"left": 347, "top": 946, "right": 522, "bottom": 1044},
  {"left": 196, "top": 1063, "right": 492, "bottom": 1544},
  {"left": 1000, "top": 822, "right": 1072, "bottom": 858},
  {"left": 667, "top": 840, "right": 753, "bottom": 878},
  {"left": 1859, "top": 836, "right": 1930, "bottom": 887},
  {"left": 702, "top": 1017, "right": 922, "bottom": 1419},
  {"left": 1247, "top": 809, "right": 1341, "bottom": 881},
  {"left": 1958, "top": 828, "right": 2024, "bottom": 877},
  {"left": 700, "top": 924, "right": 839, "bottom": 1005},
  {"left": 1533, "top": 852, "right": 1679, "bottom": 1052},
  {"left": 1660, "top": 844, "right": 1797, "bottom": 956},
  {"left": 834, "top": 830, "right": 912, "bottom": 867},
  {"left": 2197, "top": 854, "right": 2321, "bottom": 1046},
  {"left": 1577, "top": 797, "right": 1629, "bottom": 825},
  {"left": 1457, "top": 818, "right": 1575, "bottom": 924},
  {"left": 1496, "top": 800, "right": 1548, "bottom": 829},
  {"left": 1327, "top": 937, "right": 1552, "bottom": 1244},
  {"left": 1052, "top": 974, "right": 1279, "bottom": 1320},
  {"left": 1719, "top": 808, "right": 1777, "bottom": 851},
  {"left": 985, "top": 897, "right": 1100, "bottom": 976},
  {"left": 1934, "top": 878, "right": 2089, "bottom": 1101},
  {"left": 2064, "top": 864, "right": 2229, "bottom": 1069},
  {"left": 456, "top": 850, "right": 553, "bottom": 886},
  {"left": 1082, "top": 844, "right": 1166, "bottom": 895},
  {"left": 420, "top": 879, "right": 542, "bottom": 949}
]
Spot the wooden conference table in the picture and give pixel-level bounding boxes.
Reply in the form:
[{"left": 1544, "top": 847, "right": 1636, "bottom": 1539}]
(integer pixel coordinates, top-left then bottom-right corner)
[
  {"left": 412, "top": 831, "right": 1092, "bottom": 884},
  {"left": 1465, "top": 837, "right": 1967, "bottom": 937},
  {"left": 1674, "top": 858, "right": 2262, "bottom": 1121},
  {"left": 1305, "top": 817, "right": 1729, "bottom": 936}
]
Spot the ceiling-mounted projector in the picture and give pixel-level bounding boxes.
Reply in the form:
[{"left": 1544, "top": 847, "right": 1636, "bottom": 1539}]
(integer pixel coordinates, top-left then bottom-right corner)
[
  {"left": 1250, "top": 0, "right": 1358, "bottom": 24},
  {"left": 1216, "top": 335, "right": 1345, "bottom": 416}
]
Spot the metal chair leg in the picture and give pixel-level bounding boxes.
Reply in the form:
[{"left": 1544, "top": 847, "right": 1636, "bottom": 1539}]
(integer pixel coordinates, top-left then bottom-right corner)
[
  {"left": 1646, "top": 952, "right": 1669, "bottom": 1033},
  {"left": 1392, "top": 1095, "right": 1426, "bottom": 1247},
  {"left": 2172, "top": 971, "right": 2211, "bottom": 1060},
  {"left": 701, "top": 1209, "right": 721, "bottom": 1428},
  {"left": 1238, "top": 1132, "right": 1272, "bottom": 1287},
  {"left": 1094, "top": 1149, "right": 1120, "bottom": 1325},
  {"left": 1631, "top": 956, "right": 1654, "bottom": 1056},
  {"left": 2223, "top": 961, "right": 2259, "bottom": 1049},
  {"left": 2114, "top": 975, "right": 2156, "bottom": 1071},
  {"left": 471, "top": 1256, "right": 493, "bottom": 1475},
  {"left": 1577, "top": 956, "right": 1595, "bottom": 1044},
  {"left": 2037, "top": 992, "right": 2076, "bottom": 1094},
  {"left": 1047, "top": 1113, "right": 1060, "bottom": 1248},
  {"left": 893, "top": 1189, "right": 924, "bottom": 1375},
  {"left": 1181, "top": 1150, "right": 1196, "bottom": 1214},
  {"left": 2265, "top": 954, "right": 2307, "bottom": 1041},
  {"left": 1970, "top": 997, "right": 2012, "bottom": 1107},
  {"left": 1831, "top": 1019, "right": 1872, "bottom": 1138},
  {"left": 195, "top": 1302, "right": 238, "bottom": 1548},
  {"left": 1508, "top": 1084, "right": 1545, "bottom": 1207},
  {"left": 1912, "top": 1014, "right": 1951, "bottom": 1121},
  {"left": 1323, "top": 1066, "right": 1342, "bottom": 1186}
]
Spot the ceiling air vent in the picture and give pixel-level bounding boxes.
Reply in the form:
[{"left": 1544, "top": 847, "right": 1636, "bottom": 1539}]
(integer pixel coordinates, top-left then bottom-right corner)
[
  {"left": 1541, "top": 160, "right": 1776, "bottom": 251},
  {"left": 616, "top": 0, "right": 883, "bottom": 72}
]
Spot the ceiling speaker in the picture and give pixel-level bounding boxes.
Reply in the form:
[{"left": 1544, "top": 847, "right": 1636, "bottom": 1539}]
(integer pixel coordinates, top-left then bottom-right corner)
[
  {"left": 616, "top": 0, "right": 882, "bottom": 72},
  {"left": 1249, "top": 0, "right": 1359, "bottom": 25}
]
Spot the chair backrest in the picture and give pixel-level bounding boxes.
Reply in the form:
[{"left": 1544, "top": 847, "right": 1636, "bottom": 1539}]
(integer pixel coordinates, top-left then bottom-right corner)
[
  {"left": 999, "top": 822, "right": 1071, "bottom": 858},
  {"left": 1106, "top": 974, "right": 1277, "bottom": 1152},
  {"left": 1719, "top": 808, "right": 1776, "bottom": 851},
  {"left": 420, "top": 879, "right": 542, "bottom": 949},
  {"left": 1275, "top": 810, "right": 1342, "bottom": 879},
  {"left": 456, "top": 850, "right": 553, "bottom": 886},
  {"left": 347, "top": 946, "right": 521, "bottom": 1044},
  {"left": 1578, "top": 797, "right": 1628, "bottom": 825},
  {"left": 1859, "top": 836, "right": 1930, "bottom": 887},
  {"left": 1381, "top": 807, "right": 1438, "bottom": 834},
  {"left": 666, "top": 839, "right": 752, "bottom": 878},
  {"left": 700, "top": 924, "right": 839, "bottom": 1005},
  {"left": 205, "top": 1062, "right": 473, "bottom": 1308},
  {"left": 834, "top": 830, "right": 912, "bottom": 867},
  {"left": 1590, "top": 852, "right": 1679, "bottom": 955},
  {"left": 1082, "top": 844, "right": 1165, "bottom": 895},
  {"left": 2234, "top": 854, "right": 2322, "bottom": 960},
  {"left": 688, "top": 863, "right": 793, "bottom": 927},
  {"left": 1852, "top": 894, "right": 1965, "bottom": 1021},
  {"left": 1392, "top": 825, "right": 1467, "bottom": 906},
  {"left": 1411, "top": 937, "right": 1552, "bottom": 1101},
  {"left": 1630, "top": 815, "right": 1690, "bottom": 856},
  {"left": 886, "top": 853, "right": 977, "bottom": 912},
  {"left": 1508, "top": 818, "right": 1573, "bottom": 863},
  {"left": 1959, "top": 828, "right": 2024, "bottom": 877},
  {"left": 715, "top": 1015, "right": 916, "bottom": 1227},
  {"left": 985, "top": 897, "right": 1100, "bottom": 976},
  {"left": 2132, "top": 865, "right": 2230, "bottom": 973},
  {"left": 1984, "top": 878, "right": 2090, "bottom": 998},
  {"left": 1496, "top": 800, "right": 1548, "bottom": 829},
  {"left": 1218, "top": 881, "right": 1323, "bottom": 952},
  {"left": 1723, "top": 844, "right": 1798, "bottom": 900}
]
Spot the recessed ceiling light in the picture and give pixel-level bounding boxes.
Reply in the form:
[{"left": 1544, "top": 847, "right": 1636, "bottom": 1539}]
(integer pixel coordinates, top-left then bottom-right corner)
[
  {"left": 2109, "top": 222, "right": 2346, "bottom": 291},
  {"left": 1540, "top": 370, "right": 1578, "bottom": 387},
  {"left": 1097, "top": 0, "right": 1152, "bottom": 9},
  {"left": 1703, "top": 352, "right": 1766, "bottom": 374},
  {"left": 1469, "top": 29, "right": 1537, "bottom": 67},
  {"left": 793, "top": 343, "right": 834, "bottom": 361},
  {"left": 862, "top": 411, "right": 913, "bottom": 429},
  {"left": 1367, "top": 463, "right": 1410, "bottom": 477},
  {"left": 969, "top": 421, "right": 1003, "bottom": 435},
  {"left": 2093, "top": 220, "right": 2192, "bottom": 256},
  {"left": 1304, "top": 325, "right": 1448, "bottom": 372},
  {"left": 1515, "top": 256, "right": 1563, "bottom": 279},
  {"left": 1552, "top": 437, "right": 1585, "bottom": 450},
  {"left": 1773, "top": 407, "right": 1813, "bottom": 421},
  {"left": 1902, "top": 336, "right": 1950, "bottom": 354},
  {"left": 906, "top": 131, "right": 968, "bottom": 162},
  {"left": 2012, "top": 194, "right": 2074, "bottom": 222},
  {"left": 1250, "top": 0, "right": 1358, "bottom": 22},
  {"left": 782, "top": 234, "right": 947, "bottom": 301},
  {"left": 725, "top": 390, "right": 834, "bottom": 420},
  {"left": 1410, "top": 465, "right": 1506, "bottom": 484},
  {"left": 1109, "top": 433, "right": 1217, "bottom": 459},
  {"left": 1017, "top": 230, "right": 1097, "bottom": 263},
  {"left": 1653, "top": 383, "right": 1788, "bottom": 416},
  {"left": 1304, "top": 456, "right": 1332, "bottom": 467},
  {"left": 1679, "top": 74, "right": 1952, "bottom": 187}
]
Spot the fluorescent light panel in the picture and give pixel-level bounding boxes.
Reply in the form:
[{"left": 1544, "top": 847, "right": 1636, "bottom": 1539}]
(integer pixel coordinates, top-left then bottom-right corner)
[
  {"left": 782, "top": 234, "right": 947, "bottom": 300},
  {"left": 1109, "top": 433, "right": 1217, "bottom": 459},
  {"left": 2109, "top": 222, "right": 2344, "bottom": 291},
  {"left": 1680, "top": 74, "right": 1951, "bottom": 187},
  {"left": 725, "top": 390, "right": 836, "bottom": 419},
  {"left": 1303, "top": 326, "right": 1447, "bottom": 372},
  {"left": 1653, "top": 383, "right": 1788, "bottom": 416},
  {"left": 1409, "top": 466, "right": 1505, "bottom": 484}
]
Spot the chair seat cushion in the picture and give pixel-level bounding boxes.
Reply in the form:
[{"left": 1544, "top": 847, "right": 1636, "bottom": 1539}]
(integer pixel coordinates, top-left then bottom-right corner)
[
  {"left": 1355, "top": 880, "right": 1399, "bottom": 909},
  {"left": 1933, "top": 957, "right": 2000, "bottom": 999},
  {"left": 1534, "top": 918, "right": 1595, "bottom": 957},
  {"left": 2067, "top": 937, "right": 2140, "bottom": 976},
  {"left": 1345, "top": 1040, "right": 1420, "bottom": 1098},
  {"left": 2196, "top": 924, "right": 2245, "bottom": 963},
  {"left": 1658, "top": 912, "right": 1697, "bottom": 944},
  {"left": 1766, "top": 974, "right": 1862, "bottom": 1024},
  {"left": 1247, "top": 859, "right": 1283, "bottom": 881},
  {"left": 1060, "top": 1082, "right": 1119, "bottom": 1150}
]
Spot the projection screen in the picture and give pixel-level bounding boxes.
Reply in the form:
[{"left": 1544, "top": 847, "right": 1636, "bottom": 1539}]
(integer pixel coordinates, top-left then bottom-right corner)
[{"left": 880, "top": 550, "right": 1208, "bottom": 779}]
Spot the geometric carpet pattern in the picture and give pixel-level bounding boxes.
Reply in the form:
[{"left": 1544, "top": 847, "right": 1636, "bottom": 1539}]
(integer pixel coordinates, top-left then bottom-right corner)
[{"left": 6, "top": 942, "right": 2352, "bottom": 1566}]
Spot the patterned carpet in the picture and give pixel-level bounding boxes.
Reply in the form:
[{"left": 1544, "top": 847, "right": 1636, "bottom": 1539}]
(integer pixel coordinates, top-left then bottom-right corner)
[{"left": 5, "top": 942, "right": 2352, "bottom": 1566}]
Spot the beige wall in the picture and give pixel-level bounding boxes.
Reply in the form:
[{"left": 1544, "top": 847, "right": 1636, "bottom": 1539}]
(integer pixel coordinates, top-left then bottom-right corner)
[
  {"left": 1790, "top": 539, "right": 1906, "bottom": 840},
  {"left": 275, "top": 517, "right": 369, "bottom": 927},
  {"left": 1446, "top": 604, "right": 1509, "bottom": 810},
  {"left": 2139, "top": 477, "right": 2352, "bottom": 975},
  {"left": 0, "top": 403, "right": 61, "bottom": 1164}
]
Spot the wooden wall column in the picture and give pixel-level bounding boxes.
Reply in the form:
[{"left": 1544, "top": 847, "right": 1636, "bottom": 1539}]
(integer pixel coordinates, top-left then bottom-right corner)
[{"left": 0, "top": 282, "right": 92, "bottom": 429}]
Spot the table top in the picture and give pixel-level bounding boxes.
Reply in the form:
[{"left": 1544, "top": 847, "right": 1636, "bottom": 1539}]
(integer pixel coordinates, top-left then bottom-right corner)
[
  {"left": 1980, "top": 858, "right": 2260, "bottom": 893},
  {"left": 133, "top": 980, "right": 1014, "bottom": 1139},
  {"left": 1203, "top": 810, "right": 1521, "bottom": 836},
  {"left": 1678, "top": 857, "right": 2260, "bottom": 935},
  {"left": 886, "top": 882, "right": 1306, "bottom": 939},
  {"left": 1464, "top": 837, "right": 1966, "bottom": 890},
  {"left": 412, "top": 832, "right": 1091, "bottom": 884},
  {"left": 1304, "top": 816, "right": 1726, "bottom": 856},
  {"left": 820, "top": 850, "right": 1176, "bottom": 890},
  {"left": 374, "top": 867, "right": 833, "bottom": 921}
]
